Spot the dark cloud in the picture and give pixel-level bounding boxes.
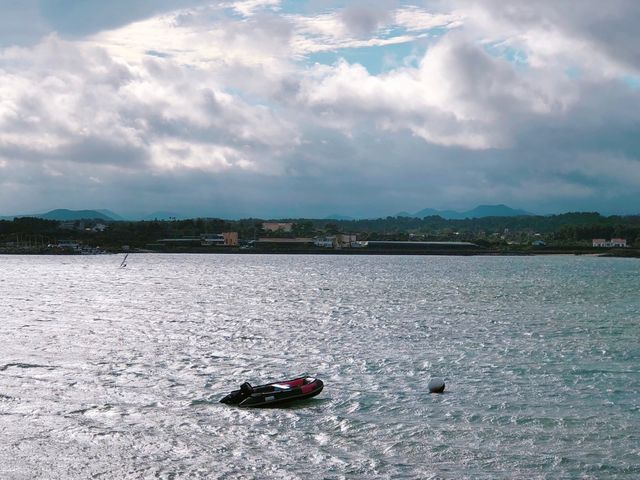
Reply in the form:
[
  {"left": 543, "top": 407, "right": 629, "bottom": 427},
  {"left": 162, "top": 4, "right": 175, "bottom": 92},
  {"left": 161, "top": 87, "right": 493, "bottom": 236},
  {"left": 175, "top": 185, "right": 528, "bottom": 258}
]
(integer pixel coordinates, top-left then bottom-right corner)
[
  {"left": 59, "top": 138, "right": 149, "bottom": 167},
  {"left": 339, "top": 1, "right": 395, "bottom": 37}
]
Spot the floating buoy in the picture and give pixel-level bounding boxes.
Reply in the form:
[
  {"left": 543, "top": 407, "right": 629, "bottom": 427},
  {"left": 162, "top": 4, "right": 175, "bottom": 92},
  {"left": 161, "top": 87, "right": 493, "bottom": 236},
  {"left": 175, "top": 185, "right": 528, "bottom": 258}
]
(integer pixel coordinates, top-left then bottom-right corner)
[{"left": 428, "top": 377, "right": 445, "bottom": 393}]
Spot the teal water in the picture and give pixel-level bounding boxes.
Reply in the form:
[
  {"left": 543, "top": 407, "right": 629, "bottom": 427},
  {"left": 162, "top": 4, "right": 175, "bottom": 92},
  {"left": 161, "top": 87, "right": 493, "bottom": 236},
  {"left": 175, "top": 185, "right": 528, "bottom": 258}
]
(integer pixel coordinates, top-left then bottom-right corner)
[{"left": 0, "top": 254, "right": 639, "bottom": 478}]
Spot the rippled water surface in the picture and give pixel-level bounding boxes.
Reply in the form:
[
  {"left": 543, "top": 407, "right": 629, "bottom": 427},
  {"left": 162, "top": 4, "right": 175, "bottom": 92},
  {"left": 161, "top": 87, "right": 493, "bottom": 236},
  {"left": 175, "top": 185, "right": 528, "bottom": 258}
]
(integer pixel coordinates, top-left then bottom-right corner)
[{"left": 1, "top": 254, "right": 639, "bottom": 479}]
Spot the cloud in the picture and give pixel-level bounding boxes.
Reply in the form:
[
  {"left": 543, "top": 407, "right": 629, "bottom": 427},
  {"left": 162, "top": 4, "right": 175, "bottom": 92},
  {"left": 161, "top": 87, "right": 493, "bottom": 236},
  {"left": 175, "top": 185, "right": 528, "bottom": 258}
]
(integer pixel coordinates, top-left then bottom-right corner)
[
  {"left": 288, "top": 5, "right": 458, "bottom": 55},
  {"left": 339, "top": 2, "right": 394, "bottom": 37},
  {"left": 0, "top": 0, "right": 214, "bottom": 47},
  {"left": 1, "top": 1, "right": 640, "bottom": 217},
  {"left": 296, "top": 32, "right": 576, "bottom": 149},
  {"left": 0, "top": 34, "right": 299, "bottom": 177},
  {"left": 448, "top": 0, "right": 640, "bottom": 78},
  {"left": 232, "top": 0, "right": 282, "bottom": 17}
]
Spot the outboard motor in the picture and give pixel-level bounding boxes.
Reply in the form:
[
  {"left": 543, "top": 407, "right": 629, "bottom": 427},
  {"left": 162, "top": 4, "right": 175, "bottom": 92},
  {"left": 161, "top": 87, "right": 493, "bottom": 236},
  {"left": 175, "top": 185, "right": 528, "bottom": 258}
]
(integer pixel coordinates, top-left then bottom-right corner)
[{"left": 220, "top": 382, "right": 254, "bottom": 404}]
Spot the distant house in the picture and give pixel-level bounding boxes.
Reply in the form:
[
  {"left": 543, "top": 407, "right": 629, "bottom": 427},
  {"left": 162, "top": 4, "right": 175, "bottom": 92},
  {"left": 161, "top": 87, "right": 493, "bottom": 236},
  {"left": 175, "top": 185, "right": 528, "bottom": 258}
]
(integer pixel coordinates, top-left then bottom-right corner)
[
  {"left": 200, "top": 232, "right": 239, "bottom": 246},
  {"left": 593, "top": 238, "right": 627, "bottom": 248},
  {"left": 263, "top": 222, "right": 293, "bottom": 233},
  {"left": 313, "top": 234, "right": 358, "bottom": 249},
  {"left": 611, "top": 238, "right": 627, "bottom": 248},
  {"left": 201, "top": 234, "right": 224, "bottom": 246},
  {"left": 314, "top": 236, "right": 335, "bottom": 248},
  {"left": 223, "top": 232, "right": 239, "bottom": 246},
  {"left": 532, "top": 240, "right": 546, "bottom": 246},
  {"left": 336, "top": 234, "right": 357, "bottom": 248}
]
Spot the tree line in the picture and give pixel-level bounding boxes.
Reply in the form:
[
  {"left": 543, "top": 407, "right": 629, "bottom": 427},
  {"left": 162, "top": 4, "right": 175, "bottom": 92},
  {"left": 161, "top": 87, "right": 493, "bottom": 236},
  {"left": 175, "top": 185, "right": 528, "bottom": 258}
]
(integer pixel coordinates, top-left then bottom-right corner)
[{"left": 1, "top": 212, "right": 639, "bottom": 249}]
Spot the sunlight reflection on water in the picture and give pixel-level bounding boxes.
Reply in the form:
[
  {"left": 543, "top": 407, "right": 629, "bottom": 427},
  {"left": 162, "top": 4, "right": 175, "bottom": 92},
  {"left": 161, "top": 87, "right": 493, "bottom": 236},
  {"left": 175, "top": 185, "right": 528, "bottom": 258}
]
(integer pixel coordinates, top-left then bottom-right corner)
[{"left": 1, "top": 254, "right": 639, "bottom": 478}]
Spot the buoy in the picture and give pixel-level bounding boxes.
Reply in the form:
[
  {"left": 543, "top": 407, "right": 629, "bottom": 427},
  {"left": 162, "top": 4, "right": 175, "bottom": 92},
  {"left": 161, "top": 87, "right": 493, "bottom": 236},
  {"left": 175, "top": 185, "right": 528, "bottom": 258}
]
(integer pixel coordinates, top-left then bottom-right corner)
[{"left": 428, "top": 377, "right": 445, "bottom": 393}]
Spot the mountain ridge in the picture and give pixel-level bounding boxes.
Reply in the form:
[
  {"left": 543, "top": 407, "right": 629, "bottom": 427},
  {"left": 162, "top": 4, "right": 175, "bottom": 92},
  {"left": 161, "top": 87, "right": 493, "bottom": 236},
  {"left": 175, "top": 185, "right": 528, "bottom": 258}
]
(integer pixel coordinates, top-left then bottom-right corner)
[
  {"left": 400, "top": 204, "right": 533, "bottom": 220},
  {"left": 2, "top": 204, "right": 534, "bottom": 221},
  {"left": 28, "top": 209, "right": 115, "bottom": 221}
]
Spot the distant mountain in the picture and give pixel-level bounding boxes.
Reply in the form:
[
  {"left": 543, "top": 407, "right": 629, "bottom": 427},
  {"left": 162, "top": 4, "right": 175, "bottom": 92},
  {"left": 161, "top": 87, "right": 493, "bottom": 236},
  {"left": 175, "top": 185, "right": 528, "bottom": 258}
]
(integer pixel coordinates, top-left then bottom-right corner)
[
  {"left": 33, "top": 209, "right": 115, "bottom": 221},
  {"left": 395, "top": 211, "right": 414, "bottom": 217},
  {"left": 463, "top": 204, "right": 532, "bottom": 218},
  {"left": 399, "top": 204, "right": 533, "bottom": 219},
  {"left": 411, "top": 207, "right": 440, "bottom": 217},
  {"left": 413, "top": 207, "right": 462, "bottom": 219}
]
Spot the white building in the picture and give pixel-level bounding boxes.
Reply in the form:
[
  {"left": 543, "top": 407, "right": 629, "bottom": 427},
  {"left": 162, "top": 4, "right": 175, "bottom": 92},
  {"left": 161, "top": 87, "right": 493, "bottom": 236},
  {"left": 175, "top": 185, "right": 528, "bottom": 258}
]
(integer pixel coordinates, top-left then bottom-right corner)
[
  {"left": 593, "top": 238, "right": 627, "bottom": 248},
  {"left": 313, "top": 234, "right": 359, "bottom": 249},
  {"left": 610, "top": 238, "right": 627, "bottom": 247},
  {"left": 201, "top": 232, "right": 238, "bottom": 246},
  {"left": 314, "top": 236, "right": 335, "bottom": 248}
]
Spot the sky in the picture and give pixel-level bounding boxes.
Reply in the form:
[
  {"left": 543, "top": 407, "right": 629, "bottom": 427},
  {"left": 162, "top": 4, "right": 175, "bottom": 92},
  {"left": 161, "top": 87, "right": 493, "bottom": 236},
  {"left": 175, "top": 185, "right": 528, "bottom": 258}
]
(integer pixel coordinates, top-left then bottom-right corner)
[{"left": 1, "top": 0, "right": 639, "bottom": 219}]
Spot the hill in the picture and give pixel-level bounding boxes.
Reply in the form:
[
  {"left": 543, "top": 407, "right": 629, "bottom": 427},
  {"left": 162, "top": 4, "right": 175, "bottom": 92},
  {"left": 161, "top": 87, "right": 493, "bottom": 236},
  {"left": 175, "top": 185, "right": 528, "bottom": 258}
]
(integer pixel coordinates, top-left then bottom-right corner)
[
  {"left": 403, "top": 204, "right": 532, "bottom": 219},
  {"left": 33, "top": 209, "right": 115, "bottom": 221}
]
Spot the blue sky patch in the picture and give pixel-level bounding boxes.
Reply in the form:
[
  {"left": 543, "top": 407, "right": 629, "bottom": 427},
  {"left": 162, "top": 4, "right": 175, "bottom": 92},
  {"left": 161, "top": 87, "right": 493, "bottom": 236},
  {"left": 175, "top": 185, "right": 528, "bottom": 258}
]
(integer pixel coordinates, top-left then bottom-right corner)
[
  {"left": 622, "top": 75, "right": 640, "bottom": 89},
  {"left": 306, "top": 42, "right": 423, "bottom": 74}
]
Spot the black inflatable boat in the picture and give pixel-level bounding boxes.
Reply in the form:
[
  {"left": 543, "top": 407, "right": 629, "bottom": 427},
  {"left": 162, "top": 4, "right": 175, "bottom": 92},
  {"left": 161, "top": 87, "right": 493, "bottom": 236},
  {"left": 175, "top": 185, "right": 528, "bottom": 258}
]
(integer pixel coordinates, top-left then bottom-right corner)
[{"left": 220, "top": 376, "right": 324, "bottom": 407}]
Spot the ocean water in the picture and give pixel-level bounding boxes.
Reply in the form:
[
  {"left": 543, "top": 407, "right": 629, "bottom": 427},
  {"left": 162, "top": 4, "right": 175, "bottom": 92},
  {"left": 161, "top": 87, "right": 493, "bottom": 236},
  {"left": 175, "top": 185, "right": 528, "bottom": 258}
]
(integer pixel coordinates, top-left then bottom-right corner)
[{"left": 0, "top": 254, "right": 639, "bottom": 479}]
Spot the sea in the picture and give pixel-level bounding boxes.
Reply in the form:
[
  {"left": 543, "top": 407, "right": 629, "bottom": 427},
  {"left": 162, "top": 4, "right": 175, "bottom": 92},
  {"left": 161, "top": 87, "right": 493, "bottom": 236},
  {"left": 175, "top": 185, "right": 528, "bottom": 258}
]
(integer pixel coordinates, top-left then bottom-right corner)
[{"left": 1, "top": 254, "right": 638, "bottom": 479}]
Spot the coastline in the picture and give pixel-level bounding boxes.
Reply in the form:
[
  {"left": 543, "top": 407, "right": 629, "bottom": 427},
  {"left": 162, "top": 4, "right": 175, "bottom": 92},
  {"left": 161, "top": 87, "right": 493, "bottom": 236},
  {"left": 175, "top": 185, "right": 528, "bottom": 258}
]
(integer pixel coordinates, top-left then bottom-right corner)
[{"left": 2, "top": 247, "right": 638, "bottom": 258}]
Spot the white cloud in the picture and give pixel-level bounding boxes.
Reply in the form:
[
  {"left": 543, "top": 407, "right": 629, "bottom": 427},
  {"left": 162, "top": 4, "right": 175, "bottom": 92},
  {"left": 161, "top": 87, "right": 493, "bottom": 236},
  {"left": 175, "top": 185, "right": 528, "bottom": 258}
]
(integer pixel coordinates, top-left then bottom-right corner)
[
  {"left": 394, "top": 6, "right": 462, "bottom": 32},
  {"left": 231, "top": 0, "right": 282, "bottom": 17},
  {"left": 88, "top": 7, "right": 290, "bottom": 68},
  {"left": 287, "top": 6, "right": 459, "bottom": 56},
  {"left": 1, "top": 1, "right": 640, "bottom": 216},
  {"left": 296, "top": 32, "right": 578, "bottom": 149},
  {"left": 448, "top": 0, "right": 640, "bottom": 79},
  {"left": 0, "top": 34, "right": 299, "bottom": 179}
]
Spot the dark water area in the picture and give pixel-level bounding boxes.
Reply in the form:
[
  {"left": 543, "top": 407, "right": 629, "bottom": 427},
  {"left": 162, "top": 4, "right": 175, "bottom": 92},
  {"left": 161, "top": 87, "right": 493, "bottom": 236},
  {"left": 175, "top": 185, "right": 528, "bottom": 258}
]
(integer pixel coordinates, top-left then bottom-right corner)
[{"left": 1, "top": 254, "right": 639, "bottom": 478}]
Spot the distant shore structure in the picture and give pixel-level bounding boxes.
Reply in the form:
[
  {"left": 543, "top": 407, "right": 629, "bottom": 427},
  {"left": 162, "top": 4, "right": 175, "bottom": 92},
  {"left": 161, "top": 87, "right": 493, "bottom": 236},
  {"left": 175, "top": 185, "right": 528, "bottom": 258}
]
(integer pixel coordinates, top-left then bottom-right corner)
[
  {"left": 158, "top": 232, "right": 239, "bottom": 247},
  {"left": 592, "top": 238, "right": 627, "bottom": 248}
]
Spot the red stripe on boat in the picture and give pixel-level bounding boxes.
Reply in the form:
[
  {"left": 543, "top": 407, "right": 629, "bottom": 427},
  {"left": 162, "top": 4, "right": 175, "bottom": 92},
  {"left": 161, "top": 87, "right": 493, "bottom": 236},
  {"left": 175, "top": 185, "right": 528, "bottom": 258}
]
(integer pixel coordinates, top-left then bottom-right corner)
[{"left": 281, "top": 378, "right": 305, "bottom": 387}]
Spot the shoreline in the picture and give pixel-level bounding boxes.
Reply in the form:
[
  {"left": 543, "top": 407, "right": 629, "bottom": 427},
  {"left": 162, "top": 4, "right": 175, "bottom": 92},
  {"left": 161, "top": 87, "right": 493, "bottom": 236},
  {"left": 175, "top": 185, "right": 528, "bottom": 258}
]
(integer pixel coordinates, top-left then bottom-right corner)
[{"left": 1, "top": 247, "right": 638, "bottom": 258}]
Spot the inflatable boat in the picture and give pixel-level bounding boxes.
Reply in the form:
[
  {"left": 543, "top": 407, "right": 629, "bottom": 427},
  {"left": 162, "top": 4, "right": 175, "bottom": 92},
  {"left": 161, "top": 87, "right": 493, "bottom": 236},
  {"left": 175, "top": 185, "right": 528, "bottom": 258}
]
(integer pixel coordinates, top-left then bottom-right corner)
[{"left": 220, "top": 376, "right": 324, "bottom": 407}]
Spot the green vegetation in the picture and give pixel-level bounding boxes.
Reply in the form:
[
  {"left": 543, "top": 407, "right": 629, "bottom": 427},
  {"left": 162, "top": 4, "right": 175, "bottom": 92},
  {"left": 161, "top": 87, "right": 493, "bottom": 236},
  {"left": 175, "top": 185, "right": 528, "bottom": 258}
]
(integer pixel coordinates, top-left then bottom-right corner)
[
  {"left": 1, "top": 212, "right": 639, "bottom": 254},
  {"left": 310, "top": 212, "right": 640, "bottom": 245}
]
